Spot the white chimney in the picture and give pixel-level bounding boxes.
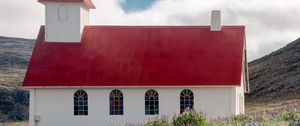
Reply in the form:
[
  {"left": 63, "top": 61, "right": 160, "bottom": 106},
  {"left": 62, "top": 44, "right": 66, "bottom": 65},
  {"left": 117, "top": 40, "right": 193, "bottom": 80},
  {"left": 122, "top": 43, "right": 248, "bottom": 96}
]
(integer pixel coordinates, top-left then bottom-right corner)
[
  {"left": 39, "top": 0, "right": 95, "bottom": 42},
  {"left": 210, "top": 10, "right": 222, "bottom": 31}
]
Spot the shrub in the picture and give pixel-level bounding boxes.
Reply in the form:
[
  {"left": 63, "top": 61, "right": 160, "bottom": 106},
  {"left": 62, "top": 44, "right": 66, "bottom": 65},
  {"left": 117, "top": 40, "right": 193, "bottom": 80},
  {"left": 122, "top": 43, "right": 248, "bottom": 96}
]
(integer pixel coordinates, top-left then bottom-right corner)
[
  {"left": 0, "top": 87, "right": 29, "bottom": 121},
  {"left": 225, "top": 114, "right": 252, "bottom": 125},
  {"left": 126, "top": 109, "right": 300, "bottom": 126},
  {"left": 143, "top": 120, "right": 170, "bottom": 126},
  {"left": 280, "top": 111, "right": 300, "bottom": 122},
  {"left": 171, "top": 109, "right": 208, "bottom": 126},
  {"left": 230, "top": 114, "right": 252, "bottom": 123},
  {"left": 210, "top": 114, "right": 273, "bottom": 126},
  {"left": 143, "top": 115, "right": 170, "bottom": 126}
]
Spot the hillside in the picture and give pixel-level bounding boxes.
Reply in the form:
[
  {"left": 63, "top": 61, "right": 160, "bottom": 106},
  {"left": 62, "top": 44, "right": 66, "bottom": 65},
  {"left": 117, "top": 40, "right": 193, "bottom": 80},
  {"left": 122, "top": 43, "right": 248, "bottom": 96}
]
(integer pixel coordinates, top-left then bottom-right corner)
[
  {"left": 246, "top": 38, "right": 300, "bottom": 103},
  {"left": 0, "top": 36, "right": 34, "bottom": 122},
  {"left": 0, "top": 36, "right": 34, "bottom": 86}
]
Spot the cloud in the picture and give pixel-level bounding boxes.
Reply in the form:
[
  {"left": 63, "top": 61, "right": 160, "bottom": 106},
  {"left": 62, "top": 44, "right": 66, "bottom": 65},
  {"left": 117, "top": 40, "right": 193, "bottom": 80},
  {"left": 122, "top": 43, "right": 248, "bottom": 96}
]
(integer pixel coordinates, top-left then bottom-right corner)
[
  {"left": 224, "top": 0, "right": 300, "bottom": 60},
  {"left": 0, "top": 0, "right": 299, "bottom": 61},
  {"left": 0, "top": 0, "right": 44, "bottom": 39}
]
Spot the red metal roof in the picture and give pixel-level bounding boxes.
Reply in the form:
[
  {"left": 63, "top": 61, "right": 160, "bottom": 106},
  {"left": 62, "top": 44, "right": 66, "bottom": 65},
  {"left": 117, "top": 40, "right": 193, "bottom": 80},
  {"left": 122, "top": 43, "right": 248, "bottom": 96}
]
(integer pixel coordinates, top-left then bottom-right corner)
[
  {"left": 23, "top": 26, "right": 245, "bottom": 87},
  {"left": 38, "top": 0, "right": 95, "bottom": 9}
]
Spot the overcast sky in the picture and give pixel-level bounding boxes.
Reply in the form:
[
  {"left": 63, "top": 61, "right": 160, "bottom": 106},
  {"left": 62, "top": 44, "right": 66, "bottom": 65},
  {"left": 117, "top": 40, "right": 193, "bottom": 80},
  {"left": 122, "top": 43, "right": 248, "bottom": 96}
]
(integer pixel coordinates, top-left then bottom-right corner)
[{"left": 0, "top": 0, "right": 299, "bottom": 61}]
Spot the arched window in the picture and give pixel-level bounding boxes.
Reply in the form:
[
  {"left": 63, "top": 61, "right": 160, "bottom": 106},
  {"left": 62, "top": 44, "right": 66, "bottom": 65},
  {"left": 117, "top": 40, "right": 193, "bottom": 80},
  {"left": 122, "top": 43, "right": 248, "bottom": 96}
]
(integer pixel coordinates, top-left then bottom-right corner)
[
  {"left": 74, "top": 90, "right": 88, "bottom": 115},
  {"left": 145, "top": 89, "right": 159, "bottom": 115},
  {"left": 109, "top": 89, "right": 124, "bottom": 115},
  {"left": 180, "top": 89, "right": 194, "bottom": 113},
  {"left": 58, "top": 5, "right": 68, "bottom": 21}
]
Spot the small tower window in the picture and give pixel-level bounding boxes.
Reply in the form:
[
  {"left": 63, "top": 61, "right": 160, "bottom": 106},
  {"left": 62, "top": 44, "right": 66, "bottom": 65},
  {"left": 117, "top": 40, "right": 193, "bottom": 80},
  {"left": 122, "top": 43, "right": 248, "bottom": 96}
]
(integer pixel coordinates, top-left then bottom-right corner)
[
  {"left": 74, "top": 90, "right": 88, "bottom": 115},
  {"left": 145, "top": 89, "right": 159, "bottom": 115},
  {"left": 180, "top": 89, "right": 194, "bottom": 113},
  {"left": 58, "top": 5, "right": 68, "bottom": 21},
  {"left": 109, "top": 89, "right": 124, "bottom": 115}
]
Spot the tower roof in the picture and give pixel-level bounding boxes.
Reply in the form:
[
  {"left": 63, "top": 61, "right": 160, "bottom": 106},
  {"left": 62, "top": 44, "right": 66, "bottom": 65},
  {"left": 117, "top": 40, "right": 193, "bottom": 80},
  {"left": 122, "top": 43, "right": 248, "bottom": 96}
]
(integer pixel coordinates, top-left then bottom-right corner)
[{"left": 38, "top": 0, "right": 95, "bottom": 9}]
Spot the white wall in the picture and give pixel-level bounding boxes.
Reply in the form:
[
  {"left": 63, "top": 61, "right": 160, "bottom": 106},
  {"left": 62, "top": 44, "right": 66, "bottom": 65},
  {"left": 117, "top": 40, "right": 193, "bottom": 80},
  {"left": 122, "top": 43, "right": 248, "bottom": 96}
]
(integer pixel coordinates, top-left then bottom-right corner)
[
  {"left": 230, "top": 75, "right": 246, "bottom": 115},
  {"left": 29, "top": 87, "right": 244, "bottom": 126},
  {"left": 45, "top": 2, "right": 89, "bottom": 42},
  {"left": 238, "top": 75, "right": 246, "bottom": 114},
  {"left": 80, "top": 6, "right": 89, "bottom": 36},
  {"left": 29, "top": 89, "right": 35, "bottom": 126}
]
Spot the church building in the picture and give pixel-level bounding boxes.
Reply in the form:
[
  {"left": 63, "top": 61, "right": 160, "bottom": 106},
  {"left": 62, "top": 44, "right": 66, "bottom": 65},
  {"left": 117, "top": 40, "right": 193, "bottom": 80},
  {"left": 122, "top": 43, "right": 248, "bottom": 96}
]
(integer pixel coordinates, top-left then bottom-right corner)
[{"left": 23, "top": 0, "right": 249, "bottom": 125}]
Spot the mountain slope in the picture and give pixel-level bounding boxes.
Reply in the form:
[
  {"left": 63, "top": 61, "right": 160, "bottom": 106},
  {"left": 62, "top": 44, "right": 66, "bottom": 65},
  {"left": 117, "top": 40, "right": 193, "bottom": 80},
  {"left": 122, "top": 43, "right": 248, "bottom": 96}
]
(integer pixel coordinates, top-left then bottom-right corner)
[
  {"left": 0, "top": 36, "right": 34, "bottom": 86},
  {"left": 0, "top": 36, "right": 34, "bottom": 121},
  {"left": 246, "top": 38, "right": 300, "bottom": 103}
]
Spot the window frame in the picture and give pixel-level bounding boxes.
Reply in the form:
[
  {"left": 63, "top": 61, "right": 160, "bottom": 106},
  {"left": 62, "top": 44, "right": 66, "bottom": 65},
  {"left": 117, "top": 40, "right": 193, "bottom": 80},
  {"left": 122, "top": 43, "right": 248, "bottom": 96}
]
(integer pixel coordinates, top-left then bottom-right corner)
[
  {"left": 109, "top": 89, "right": 124, "bottom": 115},
  {"left": 74, "top": 89, "right": 88, "bottom": 116},
  {"left": 180, "top": 89, "right": 194, "bottom": 113},
  {"left": 145, "top": 89, "right": 159, "bottom": 115}
]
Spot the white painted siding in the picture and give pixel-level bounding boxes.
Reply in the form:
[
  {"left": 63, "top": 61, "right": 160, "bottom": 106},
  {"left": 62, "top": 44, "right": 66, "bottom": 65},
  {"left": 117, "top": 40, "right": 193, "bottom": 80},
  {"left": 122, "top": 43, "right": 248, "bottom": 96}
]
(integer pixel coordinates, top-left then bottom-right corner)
[
  {"left": 29, "top": 89, "right": 35, "bottom": 126},
  {"left": 80, "top": 6, "right": 89, "bottom": 36},
  {"left": 45, "top": 2, "right": 89, "bottom": 42},
  {"left": 238, "top": 75, "right": 246, "bottom": 114},
  {"left": 29, "top": 87, "right": 244, "bottom": 126},
  {"left": 230, "top": 75, "right": 246, "bottom": 115},
  {"left": 210, "top": 10, "right": 222, "bottom": 31}
]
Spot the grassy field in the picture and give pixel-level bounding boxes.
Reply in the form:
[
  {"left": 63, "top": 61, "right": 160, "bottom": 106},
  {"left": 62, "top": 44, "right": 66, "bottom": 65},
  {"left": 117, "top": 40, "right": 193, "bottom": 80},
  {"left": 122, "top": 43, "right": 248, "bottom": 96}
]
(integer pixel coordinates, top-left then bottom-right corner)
[
  {"left": 0, "top": 122, "right": 28, "bottom": 126},
  {"left": 246, "top": 99, "right": 300, "bottom": 114}
]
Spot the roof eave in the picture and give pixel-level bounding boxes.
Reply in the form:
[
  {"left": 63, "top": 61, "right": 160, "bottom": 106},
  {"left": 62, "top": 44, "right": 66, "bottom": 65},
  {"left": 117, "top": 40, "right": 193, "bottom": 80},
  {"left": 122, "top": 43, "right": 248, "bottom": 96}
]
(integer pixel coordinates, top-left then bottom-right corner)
[{"left": 38, "top": 0, "right": 96, "bottom": 9}]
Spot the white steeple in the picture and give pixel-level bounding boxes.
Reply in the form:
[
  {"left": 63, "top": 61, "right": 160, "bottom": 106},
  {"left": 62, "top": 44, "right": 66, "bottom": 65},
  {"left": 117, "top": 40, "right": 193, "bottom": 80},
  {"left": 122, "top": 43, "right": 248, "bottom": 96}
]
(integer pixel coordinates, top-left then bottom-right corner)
[{"left": 39, "top": 0, "right": 95, "bottom": 42}]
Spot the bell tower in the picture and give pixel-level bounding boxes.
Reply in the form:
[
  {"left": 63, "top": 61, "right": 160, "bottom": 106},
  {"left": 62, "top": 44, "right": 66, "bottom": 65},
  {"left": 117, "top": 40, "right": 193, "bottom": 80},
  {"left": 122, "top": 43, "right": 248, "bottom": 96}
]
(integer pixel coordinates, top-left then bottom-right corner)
[{"left": 38, "top": 0, "right": 95, "bottom": 42}]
